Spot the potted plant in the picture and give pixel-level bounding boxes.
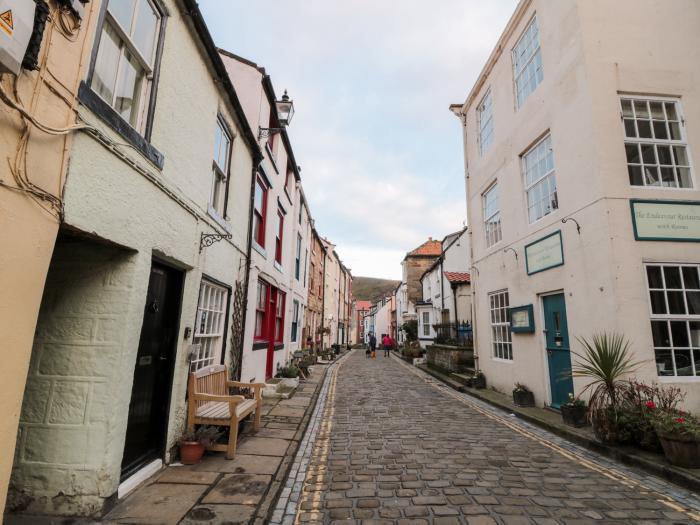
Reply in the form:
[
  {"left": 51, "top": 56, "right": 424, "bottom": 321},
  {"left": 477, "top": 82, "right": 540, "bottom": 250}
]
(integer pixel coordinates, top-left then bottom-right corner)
[
  {"left": 472, "top": 371, "right": 486, "bottom": 389},
  {"left": 179, "top": 426, "right": 222, "bottom": 465},
  {"left": 571, "top": 332, "right": 641, "bottom": 444},
  {"left": 561, "top": 394, "right": 588, "bottom": 427},
  {"left": 651, "top": 409, "right": 700, "bottom": 468},
  {"left": 512, "top": 383, "right": 535, "bottom": 407}
]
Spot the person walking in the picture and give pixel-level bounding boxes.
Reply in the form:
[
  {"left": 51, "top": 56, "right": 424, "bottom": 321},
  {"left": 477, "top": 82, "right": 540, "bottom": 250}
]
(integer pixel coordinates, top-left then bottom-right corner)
[
  {"left": 369, "top": 333, "right": 377, "bottom": 359},
  {"left": 382, "top": 334, "right": 391, "bottom": 357}
]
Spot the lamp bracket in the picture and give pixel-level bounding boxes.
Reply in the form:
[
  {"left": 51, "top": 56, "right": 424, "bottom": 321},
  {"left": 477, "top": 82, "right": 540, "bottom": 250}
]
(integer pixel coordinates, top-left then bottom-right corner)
[
  {"left": 200, "top": 232, "right": 232, "bottom": 253},
  {"left": 258, "top": 127, "right": 284, "bottom": 140},
  {"left": 561, "top": 217, "right": 582, "bottom": 234}
]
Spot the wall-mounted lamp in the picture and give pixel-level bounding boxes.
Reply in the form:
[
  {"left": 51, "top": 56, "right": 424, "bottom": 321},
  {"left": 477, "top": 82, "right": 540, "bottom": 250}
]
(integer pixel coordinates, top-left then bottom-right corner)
[
  {"left": 258, "top": 90, "right": 295, "bottom": 139},
  {"left": 561, "top": 217, "right": 582, "bottom": 234}
]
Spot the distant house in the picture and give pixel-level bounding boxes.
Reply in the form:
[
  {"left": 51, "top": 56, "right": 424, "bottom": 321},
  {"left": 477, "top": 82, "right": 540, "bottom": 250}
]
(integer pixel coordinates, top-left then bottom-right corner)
[{"left": 417, "top": 229, "right": 472, "bottom": 347}]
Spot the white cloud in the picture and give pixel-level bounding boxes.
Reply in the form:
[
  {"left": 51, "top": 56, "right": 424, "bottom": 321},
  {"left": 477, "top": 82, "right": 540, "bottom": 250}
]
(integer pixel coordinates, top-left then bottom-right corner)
[{"left": 200, "top": 1, "right": 517, "bottom": 280}]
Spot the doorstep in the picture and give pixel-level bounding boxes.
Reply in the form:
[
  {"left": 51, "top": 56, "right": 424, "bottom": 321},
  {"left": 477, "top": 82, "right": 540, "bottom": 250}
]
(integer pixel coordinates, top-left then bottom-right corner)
[{"left": 415, "top": 362, "right": 700, "bottom": 494}]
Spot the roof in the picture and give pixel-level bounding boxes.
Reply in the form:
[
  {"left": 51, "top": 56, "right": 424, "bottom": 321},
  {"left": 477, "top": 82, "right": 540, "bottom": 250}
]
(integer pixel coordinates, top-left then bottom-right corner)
[
  {"left": 407, "top": 238, "right": 442, "bottom": 257},
  {"left": 444, "top": 271, "right": 471, "bottom": 284},
  {"left": 355, "top": 300, "right": 372, "bottom": 311}
]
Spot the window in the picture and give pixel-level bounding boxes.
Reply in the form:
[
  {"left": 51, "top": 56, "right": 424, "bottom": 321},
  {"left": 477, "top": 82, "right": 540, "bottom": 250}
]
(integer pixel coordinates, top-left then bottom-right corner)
[
  {"left": 90, "top": 0, "right": 162, "bottom": 130},
  {"left": 523, "top": 134, "right": 557, "bottom": 223},
  {"left": 295, "top": 234, "right": 302, "bottom": 280},
  {"left": 489, "top": 290, "right": 512, "bottom": 360},
  {"left": 478, "top": 90, "right": 494, "bottom": 155},
  {"left": 285, "top": 164, "right": 295, "bottom": 196},
  {"left": 291, "top": 300, "right": 300, "bottom": 342},
  {"left": 266, "top": 110, "right": 277, "bottom": 157},
  {"left": 253, "top": 177, "right": 268, "bottom": 248},
  {"left": 254, "top": 280, "right": 269, "bottom": 340},
  {"left": 310, "top": 262, "right": 315, "bottom": 293},
  {"left": 298, "top": 201, "right": 303, "bottom": 225},
  {"left": 422, "top": 311, "right": 430, "bottom": 337},
  {"left": 646, "top": 264, "right": 700, "bottom": 377},
  {"left": 210, "top": 116, "right": 231, "bottom": 216},
  {"left": 275, "top": 291, "right": 286, "bottom": 343},
  {"left": 483, "top": 184, "right": 502, "bottom": 247},
  {"left": 191, "top": 280, "right": 228, "bottom": 371},
  {"left": 513, "top": 16, "right": 543, "bottom": 108},
  {"left": 275, "top": 210, "right": 284, "bottom": 264},
  {"left": 303, "top": 250, "right": 308, "bottom": 287},
  {"left": 622, "top": 97, "right": 692, "bottom": 188}
]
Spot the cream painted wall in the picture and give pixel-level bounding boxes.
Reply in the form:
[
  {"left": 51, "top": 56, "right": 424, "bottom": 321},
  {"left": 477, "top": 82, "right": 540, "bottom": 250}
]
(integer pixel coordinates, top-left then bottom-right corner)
[
  {"left": 458, "top": 0, "right": 700, "bottom": 409},
  {"left": 0, "top": 0, "right": 100, "bottom": 516},
  {"left": 10, "top": 0, "right": 256, "bottom": 515}
]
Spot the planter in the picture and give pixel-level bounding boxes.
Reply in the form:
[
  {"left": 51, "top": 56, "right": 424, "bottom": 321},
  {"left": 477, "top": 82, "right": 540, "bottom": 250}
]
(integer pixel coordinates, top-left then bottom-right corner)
[
  {"left": 513, "top": 390, "right": 535, "bottom": 407},
  {"left": 180, "top": 441, "right": 205, "bottom": 465},
  {"left": 472, "top": 376, "right": 486, "bottom": 389},
  {"left": 561, "top": 404, "right": 588, "bottom": 428},
  {"left": 657, "top": 432, "right": 700, "bottom": 468},
  {"left": 279, "top": 377, "right": 299, "bottom": 389}
]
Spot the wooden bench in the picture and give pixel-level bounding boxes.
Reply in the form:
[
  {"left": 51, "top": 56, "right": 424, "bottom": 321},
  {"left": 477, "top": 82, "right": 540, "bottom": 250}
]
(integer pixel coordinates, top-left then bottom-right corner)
[{"left": 187, "top": 364, "right": 264, "bottom": 459}]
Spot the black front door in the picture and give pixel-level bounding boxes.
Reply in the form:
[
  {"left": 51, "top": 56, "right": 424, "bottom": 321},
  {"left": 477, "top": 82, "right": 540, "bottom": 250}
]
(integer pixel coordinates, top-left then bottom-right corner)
[{"left": 121, "top": 262, "right": 183, "bottom": 479}]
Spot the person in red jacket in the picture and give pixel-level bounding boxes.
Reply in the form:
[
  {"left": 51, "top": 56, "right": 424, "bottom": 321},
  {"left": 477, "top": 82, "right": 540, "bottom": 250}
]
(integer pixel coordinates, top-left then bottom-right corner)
[{"left": 382, "top": 334, "right": 391, "bottom": 357}]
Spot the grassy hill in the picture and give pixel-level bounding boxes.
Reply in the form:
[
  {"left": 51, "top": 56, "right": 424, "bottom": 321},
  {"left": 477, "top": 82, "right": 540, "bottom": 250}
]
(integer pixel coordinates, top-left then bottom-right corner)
[{"left": 352, "top": 276, "right": 400, "bottom": 303}]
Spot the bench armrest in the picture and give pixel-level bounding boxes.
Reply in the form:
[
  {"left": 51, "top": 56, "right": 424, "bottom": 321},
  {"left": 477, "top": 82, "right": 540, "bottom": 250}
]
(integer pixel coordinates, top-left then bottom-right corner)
[{"left": 193, "top": 393, "right": 244, "bottom": 404}]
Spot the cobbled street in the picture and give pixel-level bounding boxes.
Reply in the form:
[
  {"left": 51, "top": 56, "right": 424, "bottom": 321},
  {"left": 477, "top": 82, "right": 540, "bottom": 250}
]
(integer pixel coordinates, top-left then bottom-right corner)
[{"left": 291, "top": 351, "right": 700, "bottom": 525}]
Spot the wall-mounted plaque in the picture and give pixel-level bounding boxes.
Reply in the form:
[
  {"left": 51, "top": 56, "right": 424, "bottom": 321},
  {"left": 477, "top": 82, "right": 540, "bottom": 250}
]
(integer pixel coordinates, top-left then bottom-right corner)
[
  {"left": 510, "top": 304, "right": 535, "bottom": 333},
  {"left": 631, "top": 199, "right": 700, "bottom": 242},
  {"left": 525, "top": 230, "right": 564, "bottom": 275}
]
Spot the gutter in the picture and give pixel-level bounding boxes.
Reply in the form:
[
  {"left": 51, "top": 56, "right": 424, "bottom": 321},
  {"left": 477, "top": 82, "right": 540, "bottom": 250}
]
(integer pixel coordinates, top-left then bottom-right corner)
[
  {"left": 320, "top": 240, "right": 327, "bottom": 351},
  {"left": 181, "top": 0, "right": 263, "bottom": 164}
]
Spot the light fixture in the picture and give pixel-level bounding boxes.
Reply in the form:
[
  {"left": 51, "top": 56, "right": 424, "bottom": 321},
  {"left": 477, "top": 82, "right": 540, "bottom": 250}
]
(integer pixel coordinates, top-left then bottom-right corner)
[{"left": 258, "top": 90, "right": 295, "bottom": 140}]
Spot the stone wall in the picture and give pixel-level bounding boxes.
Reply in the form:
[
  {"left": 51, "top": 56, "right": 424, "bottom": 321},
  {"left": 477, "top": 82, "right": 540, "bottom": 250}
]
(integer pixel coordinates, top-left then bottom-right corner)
[
  {"left": 10, "top": 236, "right": 136, "bottom": 515},
  {"left": 406, "top": 256, "right": 439, "bottom": 303},
  {"left": 426, "top": 345, "right": 474, "bottom": 373}
]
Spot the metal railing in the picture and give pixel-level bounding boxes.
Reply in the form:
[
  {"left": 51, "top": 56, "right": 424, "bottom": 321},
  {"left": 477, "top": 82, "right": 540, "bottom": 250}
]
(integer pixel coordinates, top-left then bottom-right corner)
[{"left": 432, "top": 322, "right": 473, "bottom": 347}]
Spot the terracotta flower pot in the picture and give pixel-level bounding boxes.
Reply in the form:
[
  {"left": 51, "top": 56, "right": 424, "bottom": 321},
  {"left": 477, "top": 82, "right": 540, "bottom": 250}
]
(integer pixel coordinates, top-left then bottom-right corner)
[
  {"left": 657, "top": 432, "right": 700, "bottom": 468},
  {"left": 180, "top": 441, "right": 205, "bottom": 465}
]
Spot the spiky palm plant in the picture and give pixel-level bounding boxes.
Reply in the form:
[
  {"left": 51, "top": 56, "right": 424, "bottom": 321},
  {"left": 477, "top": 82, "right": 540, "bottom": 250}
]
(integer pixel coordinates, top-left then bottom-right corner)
[{"left": 572, "top": 333, "right": 643, "bottom": 412}]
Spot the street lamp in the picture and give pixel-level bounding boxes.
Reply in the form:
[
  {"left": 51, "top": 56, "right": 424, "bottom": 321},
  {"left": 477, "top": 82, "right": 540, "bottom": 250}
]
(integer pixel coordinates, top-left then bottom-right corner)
[{"left": 258, "top": 90, "right": 295, "bottom": 140}]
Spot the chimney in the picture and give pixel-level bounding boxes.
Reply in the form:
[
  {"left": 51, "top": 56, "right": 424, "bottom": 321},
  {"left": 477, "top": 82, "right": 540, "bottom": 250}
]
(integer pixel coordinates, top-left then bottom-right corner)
[{"left": 428, "top": 237, "right": 433, "bottom": 241}]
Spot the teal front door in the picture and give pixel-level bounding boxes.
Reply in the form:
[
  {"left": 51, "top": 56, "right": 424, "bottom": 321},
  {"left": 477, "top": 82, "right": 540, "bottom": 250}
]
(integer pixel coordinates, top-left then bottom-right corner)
[{"left": 543, "top": 293, "right": 574, "bottom": 409}]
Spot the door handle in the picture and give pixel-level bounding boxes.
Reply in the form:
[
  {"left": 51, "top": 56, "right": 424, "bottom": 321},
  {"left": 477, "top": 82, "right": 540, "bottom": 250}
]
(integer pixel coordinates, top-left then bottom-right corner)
[{"left": 159, "top": 356, "right": 168, "bottom": 361}]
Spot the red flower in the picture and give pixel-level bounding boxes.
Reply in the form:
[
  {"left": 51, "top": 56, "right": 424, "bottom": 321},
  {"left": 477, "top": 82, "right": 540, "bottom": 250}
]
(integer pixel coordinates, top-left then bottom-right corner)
[
  {"left": 675, "top": 417, "right": 686, "bottom": 424},
  {"left": 645, "top": 401, "right": 656, "bottom": 409}
]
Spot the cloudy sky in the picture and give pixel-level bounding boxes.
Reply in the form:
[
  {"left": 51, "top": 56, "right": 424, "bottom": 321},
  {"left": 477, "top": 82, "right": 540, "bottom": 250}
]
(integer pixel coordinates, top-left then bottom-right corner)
[{"left": 200, "top": 1, "right": 518, "bottom": 279}]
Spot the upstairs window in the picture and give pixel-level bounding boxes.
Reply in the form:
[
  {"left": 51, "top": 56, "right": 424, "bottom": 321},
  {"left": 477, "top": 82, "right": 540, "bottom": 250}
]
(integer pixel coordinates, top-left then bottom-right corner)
[
  {"left": 523, "top": 134, "right": 557, "bottom": 223},
  {"left": 483, "top": 183, "right": 502, "bottom": 247},
  {"left": 210, "top": 116, "right": 231, "bottom": 217},
  {"left": 513, "top": 16, "right": 543, "bottom": 108},
  {"left": 622, "top": 97, "right": 692, "bottom": 188},
  {"left": 295, "top": 234, "right": 302, "bottom": 280},
  {"left": 275, "top": 210, "right": 284, "bottom": 264},
  {"left": 478, "top": 90, "right": 495, "bottom": 155},
  {"left": 90, "top": 0, "right": 162, "bottom": 130},
  {"left": 253, "top": 177, "right": 268, "bottom": 248}
]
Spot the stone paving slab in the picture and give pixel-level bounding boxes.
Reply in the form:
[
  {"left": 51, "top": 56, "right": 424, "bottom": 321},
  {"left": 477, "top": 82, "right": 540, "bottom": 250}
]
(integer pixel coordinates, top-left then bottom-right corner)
[
  {"left": 235, "top": 437, "right": 291, "bottom": 456},
  {"left": 192, "top": 453, "right": 283, "bottom": 475},
  {"left": 103, "top": 483, "right": 206, "bottom": 524},
  {"left": 155, "top": 468, "right": 219, "bottom": 485},
  {"left": 180, "top": 504, "right": 255, "bottom": 525},
  {"left": 283, "top": 350, "right": 700, "bottom": 524},
  {"left": 202, "top": 474, "right": 271, "bottom": 505}
]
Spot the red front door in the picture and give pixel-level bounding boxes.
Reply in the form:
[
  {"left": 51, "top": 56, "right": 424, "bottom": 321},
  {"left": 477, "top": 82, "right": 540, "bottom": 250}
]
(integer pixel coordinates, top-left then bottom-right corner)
[{"left": 265, "top": 289, "right": 277, "bottom": 379}]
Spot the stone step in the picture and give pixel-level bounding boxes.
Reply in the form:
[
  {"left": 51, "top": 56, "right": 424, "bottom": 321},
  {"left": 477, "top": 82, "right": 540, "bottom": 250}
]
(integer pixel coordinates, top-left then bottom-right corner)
[{"left": 451, "top": 371, "right": 476, "bottom": 385}]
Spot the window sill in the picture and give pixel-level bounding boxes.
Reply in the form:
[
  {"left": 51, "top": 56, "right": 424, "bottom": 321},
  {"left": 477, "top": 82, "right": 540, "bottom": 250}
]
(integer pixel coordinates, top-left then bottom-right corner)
[
  {"left": 658, "top": 375, "right": 700, "bottom": 383},
  {"left": 274, "top": 343, "right": 284, "bottom": 351},
  {"left": 78, "top": 82, "right": 164, "bottom": 169},
  {"left": 207, "top": 205, "right": 232, "bottom": 233},
  {"left": 273, "top": 261, "right": 283, "bottom": 273},
  {"left": 252, "top": 341, "right": 267, "bottom": 350},
  {"left": 492, "top": 357, "right": 514, "bottom": 364},
  {"left": 252, "top": 242, "right": 267, "bottom": 258}
]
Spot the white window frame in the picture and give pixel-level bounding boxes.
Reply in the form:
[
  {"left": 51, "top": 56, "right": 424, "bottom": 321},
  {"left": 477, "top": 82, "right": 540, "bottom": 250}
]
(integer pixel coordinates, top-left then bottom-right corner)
[
  {"left": 522, "top": 134, "right": 557, "bottom": 224},
  {"left": 483, "top": 183, "right": 502, "bottom": 248},
  {"left": 512, "top": 15, "right": 543, "bottom": 109},
  {"left": 621, "top": 96, "right": 693, "bottom": 189},
  {"left": 191, "top": 280, "right": 229, "bottom": 371},
  {"left": 478, "top": 89, "right": 495, "bottom": 156},
  {"left": 422, "top": 311, "right": 431, "bottom": 337},
  {"left": 645, "top": 263, "right": 700, "bottom": 379},
  {"left": 489, "top": 289, "right": 512, "bottom": 361},
  {"left": 210, "top": 116, "right": 232, "bottom": 217},
  {"left": 291, "top": 300, "right": 300, "bottom": 343},
  {"left": 90, "top": 0, "right": 162, "bottom": 131}
]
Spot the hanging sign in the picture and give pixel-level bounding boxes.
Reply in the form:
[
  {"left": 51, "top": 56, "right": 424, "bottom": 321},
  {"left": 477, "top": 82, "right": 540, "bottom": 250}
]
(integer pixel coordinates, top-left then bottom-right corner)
[
  {"left": 525, "top": 230, "right": 564, "bottom": 275},
  {"left": 630, "top": 199, "right": 700, "bottom": 242}
]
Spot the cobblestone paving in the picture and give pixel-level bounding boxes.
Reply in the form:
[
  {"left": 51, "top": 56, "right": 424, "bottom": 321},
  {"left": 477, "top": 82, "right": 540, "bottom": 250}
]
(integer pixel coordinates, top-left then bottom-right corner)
[{"left": 291, "top": 350, "right": 700, "bottom": 525}]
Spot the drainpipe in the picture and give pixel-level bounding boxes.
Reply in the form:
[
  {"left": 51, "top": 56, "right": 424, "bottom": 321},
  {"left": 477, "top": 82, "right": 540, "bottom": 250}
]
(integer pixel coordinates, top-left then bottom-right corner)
[
  {"left": 320, "top": 247, "right": 327, "bottom": 351},
  {"left": 452, "top": 283, "right": 459, "bottom": 325},
  {"left": 237, "top": 159, "right": 262, "bottom": 379}
]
